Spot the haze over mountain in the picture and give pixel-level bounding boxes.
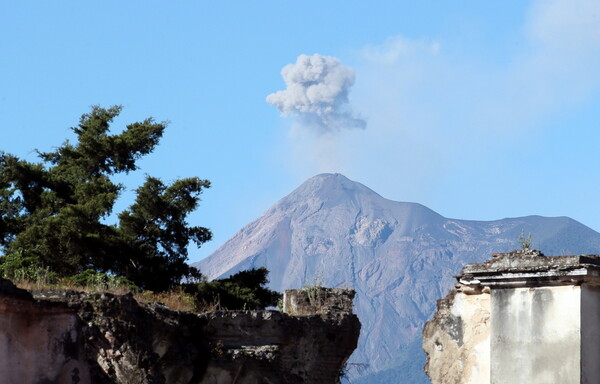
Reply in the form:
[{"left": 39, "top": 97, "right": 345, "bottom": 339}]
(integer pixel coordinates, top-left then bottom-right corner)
[{"left": 195, "top": 173, "right": 600, "bottom": 382}]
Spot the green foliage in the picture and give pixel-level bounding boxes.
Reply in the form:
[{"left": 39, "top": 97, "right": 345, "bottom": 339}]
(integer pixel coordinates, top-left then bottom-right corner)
[
  {"left": 186, "top": 267, "right": 281, "bottom": 310},
  {"left": 0, "top": 249, "right": 58, "bottom": 284},
  {"left": 303, "top": 269, "right": 324, "bottom": 307},
  {"left": 67, "top": 269, "right": 137, "bottom": 292},
  {"left": 518, "top": 229, "right": 533, "bottom": 250},
  {"left": 0, "top": 106, "right": 211, "bottom": 291},
  {"left": 117, "top": 176, "right": 210, "bottom": 291}
]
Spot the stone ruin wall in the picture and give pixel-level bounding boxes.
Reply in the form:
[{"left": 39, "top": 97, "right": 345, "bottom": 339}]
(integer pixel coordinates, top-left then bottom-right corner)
[
  {"left": 202, "top": 288, "right": 360, "bottom": 384},
  {"left": 0, "top": 280, "right": 360, "bottom": 384},
  {"left": 422, "top": 283, "right": 491, "bottom": 384},
  {"left": 0, "top": 294, "right": 89, "bottom": 383},
  {"left": 283, "top": 287, "right": 356, "bottom": 315}
]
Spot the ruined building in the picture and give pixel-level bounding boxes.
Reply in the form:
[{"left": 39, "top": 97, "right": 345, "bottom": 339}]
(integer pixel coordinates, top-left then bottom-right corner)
[
  {"left": 0, "top": 280, "right": 360, "bottom": 384},
  {"left": 423, "top": 249, "right": 600, "bottom": 384}
]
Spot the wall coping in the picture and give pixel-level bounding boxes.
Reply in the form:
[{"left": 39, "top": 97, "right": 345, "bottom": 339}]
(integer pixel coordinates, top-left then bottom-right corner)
[{"left": 459, "top": 250, "right": 600, "bottom": 288}]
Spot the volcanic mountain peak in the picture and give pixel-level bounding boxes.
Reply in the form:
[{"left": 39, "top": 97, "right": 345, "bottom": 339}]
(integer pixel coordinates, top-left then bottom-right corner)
[
  {"left": 195, "top": 174, "right": 600, "bottom": 383},
  {"left": 271, "top": 173, "right": 441, "bottom": 224},
  {"left": 270, "top": 173, "right": 379, "bottom": 212}
]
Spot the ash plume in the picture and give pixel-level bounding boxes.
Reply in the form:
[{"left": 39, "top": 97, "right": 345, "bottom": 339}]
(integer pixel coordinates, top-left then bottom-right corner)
[{"left": 267, "top": 54, "right": 366, "bottom": 133}]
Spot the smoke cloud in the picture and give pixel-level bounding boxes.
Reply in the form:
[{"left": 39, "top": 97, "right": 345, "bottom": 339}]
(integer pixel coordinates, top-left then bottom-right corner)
[{"left": 267, "top": 54, "right": 366, "bottom": 133}]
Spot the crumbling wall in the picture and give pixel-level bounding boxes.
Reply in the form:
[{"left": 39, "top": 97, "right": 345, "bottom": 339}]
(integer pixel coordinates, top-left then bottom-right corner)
[
  {"left": 283, "top": 287, "right": 355, "bottom": 315},
  {"left": 198, "top": 288, "right": 360, "bottom": 384},
  {"left": 0, "top": 297, "right": 89, "bottom": 383},
  {"left": 0, "top": 280, "right": 360, "bottom": 384},
  {"left": 422, "top": 285, "right": 490, "bottom": 384},
  {"left": 31, "top": 288, "right": 208, "bottom": 383},
  {"left": 200, "top": 309, "right": 360, "bottom": 384}
]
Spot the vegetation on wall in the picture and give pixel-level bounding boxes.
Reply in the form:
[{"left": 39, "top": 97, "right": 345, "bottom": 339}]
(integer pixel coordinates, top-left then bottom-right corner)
[{"left": 518, "top": 229, "right": 533, "bottom": 250}]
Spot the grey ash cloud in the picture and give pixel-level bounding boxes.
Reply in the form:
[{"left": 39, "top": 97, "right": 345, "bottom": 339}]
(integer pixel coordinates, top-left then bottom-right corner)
[{"left": 267, "top": 54, "right": 366, "bottom": 133}]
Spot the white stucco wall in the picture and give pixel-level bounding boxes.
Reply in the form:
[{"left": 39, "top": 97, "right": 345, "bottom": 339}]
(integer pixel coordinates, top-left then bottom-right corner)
[
  {"left": 581, "top": 285, "right": 600, "bottom": 384},
  {"left": 491, "top": 285, "right": 581, "bottom": 384}
]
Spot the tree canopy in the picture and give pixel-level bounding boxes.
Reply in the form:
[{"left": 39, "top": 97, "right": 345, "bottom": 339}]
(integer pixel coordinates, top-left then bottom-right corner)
[
  {"left": 186, "top": 267, "right": 281, "bottom": 310},
  {"left": 0, "top": 106, "right": 211, "bottom": 291}
]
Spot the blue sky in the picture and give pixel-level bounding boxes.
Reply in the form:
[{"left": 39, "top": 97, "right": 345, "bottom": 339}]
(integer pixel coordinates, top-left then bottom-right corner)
[{"left": 1, "top": 1, "right": 599, "bottom": 262}]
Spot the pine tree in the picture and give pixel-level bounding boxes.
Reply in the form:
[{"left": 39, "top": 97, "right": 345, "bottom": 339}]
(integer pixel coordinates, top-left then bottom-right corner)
[{"left": 0, "top": 106, "right": 211, "bottom": 290}]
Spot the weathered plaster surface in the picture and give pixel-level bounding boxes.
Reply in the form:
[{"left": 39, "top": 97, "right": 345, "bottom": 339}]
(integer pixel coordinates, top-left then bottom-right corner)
[
  {"left": 581, "top": 285, "right": 600, "bottom": 384},
  {"left": 0, "top": 298, "right": 89, "bottom": 384},
  {"left": 491, "top": 285, "right": 580, "bottom": 384},
  {"left": 423, "top": 286, "right": 490, "bottom": 384}
]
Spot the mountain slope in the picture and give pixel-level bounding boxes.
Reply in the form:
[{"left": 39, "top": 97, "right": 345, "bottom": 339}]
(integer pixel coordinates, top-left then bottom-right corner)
[{"left": 195, "top": 173, "right": 600, "bottom": 382}]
